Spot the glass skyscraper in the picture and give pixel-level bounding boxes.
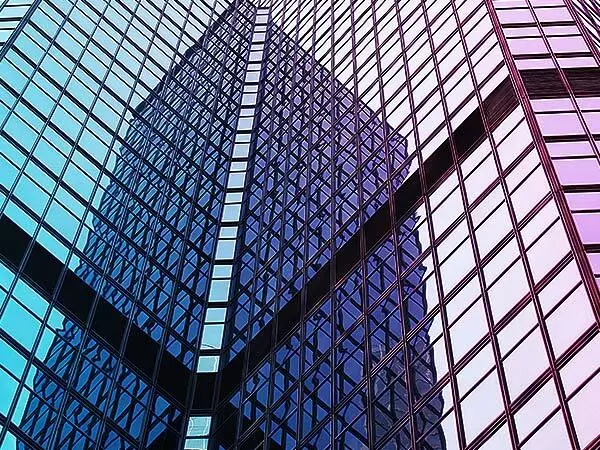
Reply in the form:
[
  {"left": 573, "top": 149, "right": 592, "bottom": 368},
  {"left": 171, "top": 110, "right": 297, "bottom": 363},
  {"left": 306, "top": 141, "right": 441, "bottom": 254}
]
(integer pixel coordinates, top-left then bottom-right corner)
[{"left": 1, "top": 0, "right": 599, "bottom": 449}]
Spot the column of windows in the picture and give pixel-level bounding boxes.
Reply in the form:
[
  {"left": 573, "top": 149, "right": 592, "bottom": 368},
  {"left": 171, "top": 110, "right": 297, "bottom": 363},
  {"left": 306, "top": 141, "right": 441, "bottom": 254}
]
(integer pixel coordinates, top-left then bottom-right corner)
[
  {"left": 189, "top": 10, "right": 270, "bottom": 448},
  {"left": 195, "top": 5, "right": 269, "bottom": 371}
]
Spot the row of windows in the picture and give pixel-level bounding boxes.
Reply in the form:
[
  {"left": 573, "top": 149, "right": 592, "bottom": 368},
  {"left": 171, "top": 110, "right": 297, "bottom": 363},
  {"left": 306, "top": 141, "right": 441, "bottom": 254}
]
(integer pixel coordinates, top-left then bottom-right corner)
[{"left": 0, "top": 0, "right": 33, "bottom": 47}]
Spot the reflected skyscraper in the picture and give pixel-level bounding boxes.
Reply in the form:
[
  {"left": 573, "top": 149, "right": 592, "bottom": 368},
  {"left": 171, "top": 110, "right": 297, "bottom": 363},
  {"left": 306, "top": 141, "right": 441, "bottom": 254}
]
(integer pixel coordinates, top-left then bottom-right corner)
[
  {"left": 1, "top": 0, "right": 600, "bottom": 449},
  {"left": 5, "top": 2, "right": 445, "bottom": 448}
]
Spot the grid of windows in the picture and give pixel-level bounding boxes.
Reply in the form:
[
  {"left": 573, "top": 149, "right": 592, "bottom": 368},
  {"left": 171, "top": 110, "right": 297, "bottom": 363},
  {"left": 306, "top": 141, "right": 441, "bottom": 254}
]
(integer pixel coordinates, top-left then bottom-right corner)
[
  {"left": 0, "top": 0, "right": 599, "bottom": 449},
  {"left": 0, "top": 0, "right": 244, "bottom": 448},
  {"left": 0, "top": 0, "right": 34, "bottom": 48},
  {"left": 205, "top": 0, "right": 600, "bottom": 448},
  {"left": 489, "top": 3, "right": 600, "bottom": 446},
  {"left": 493, "top": 0, "right": 600, "bottom": 291}
]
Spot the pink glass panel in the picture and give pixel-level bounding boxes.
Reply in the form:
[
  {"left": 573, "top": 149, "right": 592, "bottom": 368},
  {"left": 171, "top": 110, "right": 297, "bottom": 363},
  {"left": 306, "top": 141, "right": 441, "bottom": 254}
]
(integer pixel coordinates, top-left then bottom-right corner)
[
  {"left": 515, "top": 58, "right": 554, "bottom": 69},
  {"left": 531, "top": 98, "right": 573, "bottom": 112},
  {"left": 496, "top": 0, "right": 528, "bottom": 6},
  {"left": 569, "top": 374, "right": 600, "bottom": 448},
  {"left": 565, "top": 192, "right": 600, "bottom": 211},
  {"left": 521, "top": 411, "right": 570, "bottom": 449},
  {"left": 537, "top": 113, "right": 584, "bottom": 136},
  {"left": 561, "top": 334, "right": 600, "bottom": 396},
  {"left": 549, "top": 36, "right": 589, "bottom": 53},
  {"left": 497, "top": 9, "right": 535, "bottom": 24},
  {"left": 573, "top": 212, "right": 600, "bottom": 244},
  {"left": 547, "top": 141, "right": 594, "bottom": 157},
  {"left": 588, "top": 253, "right": 600, "bottom": 275},
  {"left": 553, "top": 158, "right": 600, "bottom": 185},
  {"left": 576, "top": 97, "right": 600, "bottom": 111},
  {"left": 515, "top": 380, "right": 558, "bottom": 441},
  {"left": 583, "top": 112, "right": 600, "bottom": 133},
  {"left": 546, "top": 284, "right": 594, "bottom": 356},
  {"left": 558, "top": 56, "right": 598, "bottom": 68},
  {"left": 535, "top": 6, "right": 572, "bottom": 22},
  {"left": 508, "top": 37, "right": 549, "bottom": 54},
  {"left": 504, "top": 27, "right": 540, "bottom": 37},
  {"left": 530, "top": 0, "right": 565, "bottom": 5},
  {"left": 544, "top": 25, "right": 580, "bottom": 35}
]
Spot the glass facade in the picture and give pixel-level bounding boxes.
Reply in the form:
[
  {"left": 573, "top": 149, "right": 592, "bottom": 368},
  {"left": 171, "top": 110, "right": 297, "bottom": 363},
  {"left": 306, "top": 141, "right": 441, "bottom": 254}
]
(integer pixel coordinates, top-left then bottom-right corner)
[{"left": 0, "top": 0, "right": 599, "bottom": 449}]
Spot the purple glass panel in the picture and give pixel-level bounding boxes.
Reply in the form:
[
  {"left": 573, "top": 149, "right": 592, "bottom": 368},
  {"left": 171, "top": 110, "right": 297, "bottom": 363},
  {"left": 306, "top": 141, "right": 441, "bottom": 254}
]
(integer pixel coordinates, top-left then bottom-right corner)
[
  {"left": 566, "top": 192, "right": 600, "bottom": 211},
  {"left": 573, "top": 213, "right": 600, "bottom": 244},
  {"left": 588, "top": 253, "right": 600, "bottom": 275},
  {"left": 553, "top": 158, "right": 600, "bottom": 185}
]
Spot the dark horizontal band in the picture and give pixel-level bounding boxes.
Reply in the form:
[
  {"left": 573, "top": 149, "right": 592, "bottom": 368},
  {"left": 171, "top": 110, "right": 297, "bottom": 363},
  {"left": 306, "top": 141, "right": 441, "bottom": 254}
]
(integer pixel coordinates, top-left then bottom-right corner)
[
  {"left": 0, "top": 215, "right": 190, "bottom": 406},
  {"left": 520, "top": 67, "right": 600, "bottom": 99},
  {"left": 197, "top": 76, "right": 519, "bottom": 417}
]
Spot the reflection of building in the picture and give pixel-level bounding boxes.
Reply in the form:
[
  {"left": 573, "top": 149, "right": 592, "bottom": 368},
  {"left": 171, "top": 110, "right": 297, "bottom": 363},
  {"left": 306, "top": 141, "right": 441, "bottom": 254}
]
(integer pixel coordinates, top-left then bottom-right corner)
[
  {"left": 207, "top": 8, "right": 447, "bottom": 447},
  {"left": 10, "top": 0, "right": 441, "bottom": 448},
  {"left": 10, "top": 2, "right": 447, "bottom": 448},
  {"left": 11, "top": 3, "right": 253, "bottom": 448},
  {"left": 1, "top": 0, "right": 600, "bottom": 449},
  {"left": 8, "top": 1, "right": 441, "bottom": 448}
]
